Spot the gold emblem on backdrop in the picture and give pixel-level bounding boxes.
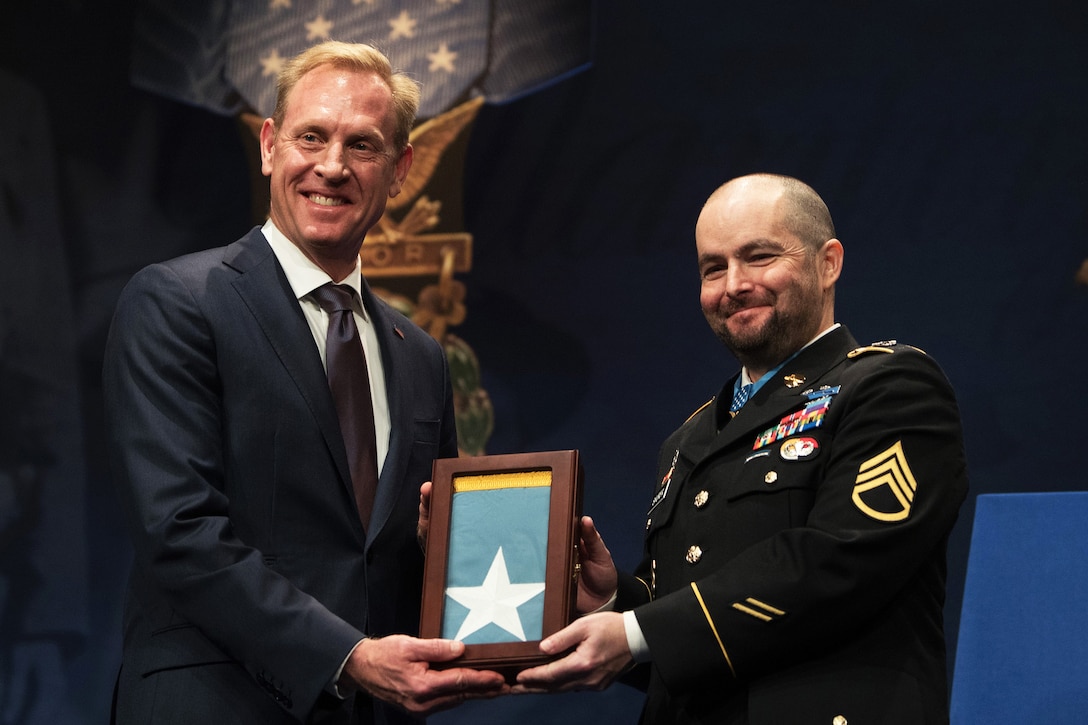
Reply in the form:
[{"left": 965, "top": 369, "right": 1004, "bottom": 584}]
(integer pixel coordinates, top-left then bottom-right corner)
[
  {"left": 362, "top": 97, "right": 483, "bottom": 280},
  {"left": 364, "top": 97, "right": 492, "bottom": 456}
]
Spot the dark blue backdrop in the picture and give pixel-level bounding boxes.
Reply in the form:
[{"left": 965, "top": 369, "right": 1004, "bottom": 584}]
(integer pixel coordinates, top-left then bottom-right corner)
[{"left": 1, "top": 1, "right": 1085, "bottom": 723}]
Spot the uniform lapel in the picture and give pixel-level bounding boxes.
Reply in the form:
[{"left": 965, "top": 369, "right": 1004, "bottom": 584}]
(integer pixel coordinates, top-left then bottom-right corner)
[
  {"left": 647, "top": 397, "right": 721, "bottom": 532},
  {"left": 649, "top": 328, "right": 859, "bottom": 535},
  {"left": 703, "top": 327, "right": 859, "bottom": 457}
]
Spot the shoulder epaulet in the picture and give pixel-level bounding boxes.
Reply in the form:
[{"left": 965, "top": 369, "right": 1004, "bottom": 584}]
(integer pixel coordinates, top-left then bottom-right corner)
[
  {"left": 847, "top": 339, "right": 928, "bottom": 359},
  {"left": 684, "top": 398, "right": 714, "bottom": 424}
]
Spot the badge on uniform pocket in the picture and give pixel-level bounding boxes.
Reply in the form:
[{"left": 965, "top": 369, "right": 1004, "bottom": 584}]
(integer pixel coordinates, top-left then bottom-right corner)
[{"left": 779, "top": 437, "right": 819, "bottom": 461}]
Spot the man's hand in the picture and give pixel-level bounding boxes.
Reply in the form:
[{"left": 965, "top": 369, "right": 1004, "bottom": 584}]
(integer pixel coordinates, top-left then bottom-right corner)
[
  {"left": 575, "top": 516, "right": 618, "bottom": 614},
  {"left": 513, "top": 612, "right": 633, "bottom": 693},
  {"left": 342, "top": 635, "right": 508, "bottom": 716},
  {"left": 417, "top": 481, "right": 433, "bottom": 550}
]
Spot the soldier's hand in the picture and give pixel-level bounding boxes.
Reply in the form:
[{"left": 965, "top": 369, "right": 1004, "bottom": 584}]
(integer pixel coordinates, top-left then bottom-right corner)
[
  {"left": 513, "top": 612, "right": 632, "bottom": 694},
  {"left": 417, "top": 481, "right": 433, "bottom": 549},
  {"left": 575, "top": 516, "right": 618, "bottom": 614}
]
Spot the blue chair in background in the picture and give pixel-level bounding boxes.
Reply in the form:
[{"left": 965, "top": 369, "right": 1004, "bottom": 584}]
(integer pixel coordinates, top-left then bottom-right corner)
[{"left": 951, "top": 492, "right": 1088, "bottom": 722}]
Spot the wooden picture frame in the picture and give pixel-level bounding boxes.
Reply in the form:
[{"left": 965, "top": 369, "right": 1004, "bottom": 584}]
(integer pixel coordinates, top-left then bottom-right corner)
[{"left": 420, "top": 450, "right": 583, "bottom": 676}]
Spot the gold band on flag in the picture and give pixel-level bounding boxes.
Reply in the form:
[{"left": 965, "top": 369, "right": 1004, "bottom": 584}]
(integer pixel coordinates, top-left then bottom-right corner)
[{"left": 452, "top": 470, "right": 553, "bottom": 493}]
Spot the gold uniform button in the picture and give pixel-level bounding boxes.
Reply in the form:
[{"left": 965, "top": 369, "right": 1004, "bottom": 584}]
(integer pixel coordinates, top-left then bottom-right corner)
[
  {"left": 832, "top": 716, "right": 847, "bottom": 725},
  {"left": 693, "top": 490, "right": 710, "bottom": 508},
  {"left": 764, "top": 471, "right": 778, "bottom": 484},
  {"left": 685, "top": 545, "right": 703, "bottom": 564}
]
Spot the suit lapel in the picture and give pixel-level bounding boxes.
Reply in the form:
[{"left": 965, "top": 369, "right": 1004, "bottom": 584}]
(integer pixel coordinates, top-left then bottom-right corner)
[
  {"left": 225, "top": 230, "right": 357, "bottom": 514},
  {"left": 359, "top": 278, "right": 411, "bottom": 546}
]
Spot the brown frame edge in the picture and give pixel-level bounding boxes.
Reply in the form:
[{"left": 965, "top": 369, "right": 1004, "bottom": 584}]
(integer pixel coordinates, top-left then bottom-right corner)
[{"left": 420, "top": 450, "right": 584, "bottom": 676}]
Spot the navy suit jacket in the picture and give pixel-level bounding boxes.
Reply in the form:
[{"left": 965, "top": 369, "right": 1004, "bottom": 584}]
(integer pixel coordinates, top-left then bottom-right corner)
[{"left": 104, "top": 228, "right": 458, "bottom": 724}]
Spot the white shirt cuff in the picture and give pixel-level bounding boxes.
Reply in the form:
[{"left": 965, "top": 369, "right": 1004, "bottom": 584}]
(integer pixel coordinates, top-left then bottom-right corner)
[
  {"left": 622, "top": 610, "right": 651, "bottom": 663},
  {"left": 331, "top": 639, "right": 365, "bottom": 698}
]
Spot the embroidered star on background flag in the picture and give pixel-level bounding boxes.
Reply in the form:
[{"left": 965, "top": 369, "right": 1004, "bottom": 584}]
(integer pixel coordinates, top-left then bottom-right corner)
[
  {"left": 304, "top": 14, "right": 333, "bottom": 41},
  {"left": 388, "top": 10, "right": 418, "bottom": 40},
  {"left": 133, "top": 1, "right": 593, "bottom": 122},
  {"left": 427, "top": 42, "right": 458, "bottom": 73},
  {"left": 445, "top": 547, "right": 546, "bottom": 642},
  {"left": 259, "top": 49, "right": 286, "bottom": 77}
]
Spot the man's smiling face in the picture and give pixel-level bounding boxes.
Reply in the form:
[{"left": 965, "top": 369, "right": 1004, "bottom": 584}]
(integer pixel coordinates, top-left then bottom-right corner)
[
  {"left": 260, "top": 64, "right": 412, "bottom": 274},
  {"left": 696, "top": 177, "right": 841, "bottom": 378}
]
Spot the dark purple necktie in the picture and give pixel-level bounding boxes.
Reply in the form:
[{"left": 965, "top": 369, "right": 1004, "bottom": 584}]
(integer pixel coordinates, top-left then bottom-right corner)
[{"left": 311, "top": 283, "right": 378, "bottom": 528}]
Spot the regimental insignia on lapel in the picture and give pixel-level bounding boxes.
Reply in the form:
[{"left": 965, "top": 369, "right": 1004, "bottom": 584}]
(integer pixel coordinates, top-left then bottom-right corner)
[
  {"left": 851, "top": 440, "right": 917, "bottom": 522},
  {"left": 783, "top": 373, "right": 806, "bottom": 388}
]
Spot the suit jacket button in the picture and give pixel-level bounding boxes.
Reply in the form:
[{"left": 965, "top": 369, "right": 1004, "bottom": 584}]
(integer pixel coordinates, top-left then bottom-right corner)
[
  {"left": 693, "top": 490, "right": 709, "bottom": 508},
  {"left": 764, "top": 471, "right": 778, "bottom": 484},
  {"left": 685, "top": 545, "right": 703, "bottom": 564}
]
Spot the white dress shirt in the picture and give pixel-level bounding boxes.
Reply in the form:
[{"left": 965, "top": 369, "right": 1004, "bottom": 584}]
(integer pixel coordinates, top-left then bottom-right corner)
[{"left": 262, "top": 219, "right": 390, "bottom": 476}]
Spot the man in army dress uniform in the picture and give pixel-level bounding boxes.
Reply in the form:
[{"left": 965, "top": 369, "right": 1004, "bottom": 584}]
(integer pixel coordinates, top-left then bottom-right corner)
[{"left": 516, "top": 173, "right": 969, "bottom": 725}]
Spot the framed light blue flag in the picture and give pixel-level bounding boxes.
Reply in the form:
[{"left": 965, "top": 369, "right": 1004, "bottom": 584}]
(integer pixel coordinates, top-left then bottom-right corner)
[{"left": 420, "top": 451, "right": 583, "bottom": 675}]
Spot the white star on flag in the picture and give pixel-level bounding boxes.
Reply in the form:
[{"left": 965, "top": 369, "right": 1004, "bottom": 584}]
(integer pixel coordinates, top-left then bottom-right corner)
[
  {"left": 259, "top": 49, "right": 286, "bottom": 77},
  {"left": 305, "top": 14, "right": 334, "bottom": 41},
  {"left": 445, "top": 547, "right": 545, "bottom": 642},
  {"left": 388, "top": 10, "right": 418, "bottom": 40},
  {"left": 427, "top": 43, "right": 458, "bottom": 73}
]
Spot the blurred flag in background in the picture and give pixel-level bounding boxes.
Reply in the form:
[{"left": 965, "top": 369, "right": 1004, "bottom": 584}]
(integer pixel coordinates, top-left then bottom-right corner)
[{"left": 131, "top": 0, "right": 594, "bottom": 120}]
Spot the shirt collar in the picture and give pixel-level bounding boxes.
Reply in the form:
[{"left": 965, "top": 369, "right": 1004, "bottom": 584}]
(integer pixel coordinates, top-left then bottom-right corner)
[{"left": 261, "top": 220, "right": 367, "bottom": 317}]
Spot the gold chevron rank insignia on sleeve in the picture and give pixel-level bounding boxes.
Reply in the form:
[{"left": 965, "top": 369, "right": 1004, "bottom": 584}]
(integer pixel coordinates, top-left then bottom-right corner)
[{"left": 851, "top": 440, "right": 917, "bottom": 522}]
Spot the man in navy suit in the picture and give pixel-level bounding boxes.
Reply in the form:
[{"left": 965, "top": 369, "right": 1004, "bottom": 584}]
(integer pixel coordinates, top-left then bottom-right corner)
[{"left": 104, "top": 41, "right": 505, "bottom": 724}]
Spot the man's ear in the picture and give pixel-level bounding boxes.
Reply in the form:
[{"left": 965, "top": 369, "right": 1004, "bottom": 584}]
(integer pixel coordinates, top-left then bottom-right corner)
[
  {"left": 822, "top": 238, "right": 844, "bottom": 287},
  {"left": 259, "top": 118, "right": 276, "bottom": 178},
  {"left": 388, "top": 144, "right": 414, "bottom": 198}
]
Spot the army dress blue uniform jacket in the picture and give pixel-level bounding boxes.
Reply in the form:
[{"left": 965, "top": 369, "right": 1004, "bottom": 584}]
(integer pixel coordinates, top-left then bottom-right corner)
[
  {"left": 103, "top": 228, "right": 458, "bottom": 724},
  {"left": 615, "top": 325, "right": 968, "bottom": 725}
]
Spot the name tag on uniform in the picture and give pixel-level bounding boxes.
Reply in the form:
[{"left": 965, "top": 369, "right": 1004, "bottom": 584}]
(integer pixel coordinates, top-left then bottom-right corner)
[{"left": 648, "top": 449, "right": 679, "bottom": 514}]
